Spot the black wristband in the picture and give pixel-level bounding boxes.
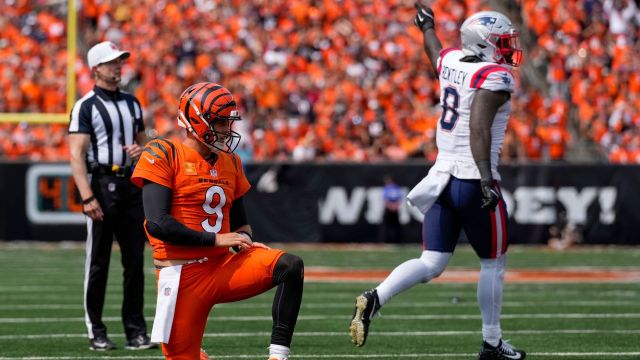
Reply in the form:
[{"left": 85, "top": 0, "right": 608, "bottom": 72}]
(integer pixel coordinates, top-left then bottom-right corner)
[
  {"left": 82, "top": 196, "right": 95, "bottom": 205},
  {"left": 476, "top": 160, "right": 493, "bottom": 182},
  {"left": 237, "top": 230, "right": 253, "bottom": 241}
]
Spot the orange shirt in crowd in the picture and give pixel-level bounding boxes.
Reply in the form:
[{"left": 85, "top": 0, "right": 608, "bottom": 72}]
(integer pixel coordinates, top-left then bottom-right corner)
[{"left": 2, "top": 0, "right": 638, "bottom": 164}]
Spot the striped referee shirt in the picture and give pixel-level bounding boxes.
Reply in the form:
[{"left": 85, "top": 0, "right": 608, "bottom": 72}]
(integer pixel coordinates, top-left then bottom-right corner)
[{"left": 68, "top": 86, "right": 145, "bottom": 167}]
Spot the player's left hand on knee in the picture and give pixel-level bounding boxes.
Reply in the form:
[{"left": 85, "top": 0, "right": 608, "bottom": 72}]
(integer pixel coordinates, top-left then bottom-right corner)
[
  {"left": 480, "top": 179, "right": 501, "bottom": 210},
  {"left": 251, "top": 242, "right": 271, "bottom": 250},
  {"left": 230, "top": 241, "right": 270, "bottom": 254}
]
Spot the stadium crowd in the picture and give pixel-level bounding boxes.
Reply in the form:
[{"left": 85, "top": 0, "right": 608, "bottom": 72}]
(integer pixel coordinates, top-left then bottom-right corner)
[{"left": 0, "top": 0, "right": 639, "bottom": 163}]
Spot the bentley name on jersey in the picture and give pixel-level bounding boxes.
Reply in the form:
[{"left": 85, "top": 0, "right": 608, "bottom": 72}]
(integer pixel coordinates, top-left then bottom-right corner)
[{"left": 434, "top": 47, "right": 515, "bottom": 180}]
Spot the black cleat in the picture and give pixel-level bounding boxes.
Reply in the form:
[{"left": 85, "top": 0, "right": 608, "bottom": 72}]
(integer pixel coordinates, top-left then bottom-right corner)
[
  {"left": 125, "top": 334, "right": 159, "bottom": 350},
  {"left": 349, "top": 289, "right": 381, "bottom": 347},
  {"left": 478, "top": 339, "right": 526, "bottom": 360},
  {"left": 89, "top": 336, "right": 116, "bottom": 351}
]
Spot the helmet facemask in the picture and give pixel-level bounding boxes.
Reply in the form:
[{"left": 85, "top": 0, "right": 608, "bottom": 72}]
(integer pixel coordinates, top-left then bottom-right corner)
[
  {"left": 200, "top": 110, "right": 242, "bottom": 153},
  {"left": 491, "top": 30, "right": 522, "bottom": 67}
]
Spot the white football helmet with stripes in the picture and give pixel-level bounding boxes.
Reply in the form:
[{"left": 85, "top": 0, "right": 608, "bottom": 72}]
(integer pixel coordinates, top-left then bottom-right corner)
[{"left": 460, "top": 11, "right": 523, "bottom": 67}]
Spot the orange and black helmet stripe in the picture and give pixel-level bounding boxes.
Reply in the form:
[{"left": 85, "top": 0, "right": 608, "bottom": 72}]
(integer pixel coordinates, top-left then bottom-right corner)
[
  {"left": 181, "top": 83, "right": 212, "bottom": 125},
  {"left": 180, "top": 82, "right": 238, "bottom": 125},
  {"left": 202, "top": 86, "right": 236, "bottom": 118}
]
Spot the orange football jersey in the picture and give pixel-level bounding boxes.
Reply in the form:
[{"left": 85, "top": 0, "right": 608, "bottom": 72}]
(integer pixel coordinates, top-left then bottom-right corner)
[{"left": 131, "top": 138, "right": 251, "bottom": 260}]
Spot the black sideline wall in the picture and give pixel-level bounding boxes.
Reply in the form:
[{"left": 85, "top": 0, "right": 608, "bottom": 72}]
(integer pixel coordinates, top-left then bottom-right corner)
[{"left": 1, "top": 162, "right": 638, "bottom": 245}]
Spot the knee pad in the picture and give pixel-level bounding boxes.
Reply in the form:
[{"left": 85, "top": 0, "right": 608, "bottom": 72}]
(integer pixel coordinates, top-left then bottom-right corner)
[
  {"left": 273, "top": 253, "right": 304, "bottom": 284},
  {"left": 419, "top": 250, "right": 452, "bottom": 279}
]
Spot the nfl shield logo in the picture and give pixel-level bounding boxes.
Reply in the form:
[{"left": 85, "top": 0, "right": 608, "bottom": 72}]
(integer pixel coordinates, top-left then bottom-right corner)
[
  {"left": 210, "top": 169, "right": 218, "bottom": 177},
  {"left": 164, "top": 287, "right": 171, "bottom": 296}
]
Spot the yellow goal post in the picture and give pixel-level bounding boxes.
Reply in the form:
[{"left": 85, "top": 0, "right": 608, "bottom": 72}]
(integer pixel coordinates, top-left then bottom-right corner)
[{"left": 0, "top": 0, "right": 76, "bottom": 124}]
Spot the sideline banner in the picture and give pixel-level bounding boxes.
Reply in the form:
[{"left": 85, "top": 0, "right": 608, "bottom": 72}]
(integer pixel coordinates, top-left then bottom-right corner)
[
  {"left": 243, "top": 163, "right": 634, "bottom": 245},
  {"left": 1, "top": 162, "right": 638, "bottom": 244},
  {"left": 0, "top": 162, "right": 85, "bottom": 240}
]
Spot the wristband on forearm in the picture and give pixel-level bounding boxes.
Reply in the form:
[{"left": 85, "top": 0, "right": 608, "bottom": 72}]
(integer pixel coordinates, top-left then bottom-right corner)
[{"left": 82, "top": 195, "right": 95, "bottom": 205}]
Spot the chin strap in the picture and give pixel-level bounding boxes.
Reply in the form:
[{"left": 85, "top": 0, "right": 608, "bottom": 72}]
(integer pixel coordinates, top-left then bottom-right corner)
[
  {"left": 178, "top": 109, "right": 218, "bottom": 151},
  {"left": 178, "top": 103, "right": 239, "bottom": 153}
]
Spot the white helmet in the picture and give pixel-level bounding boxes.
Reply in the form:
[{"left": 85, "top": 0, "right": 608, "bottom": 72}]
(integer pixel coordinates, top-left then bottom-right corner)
[{"left": 460, "top": 11, "right": 522, "bottom": 67}]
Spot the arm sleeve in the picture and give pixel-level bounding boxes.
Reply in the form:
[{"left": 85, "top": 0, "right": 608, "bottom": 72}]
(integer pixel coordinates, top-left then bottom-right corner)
[
  {"left": 230, "top": 196, "right": 249, "bottom": 230},
  {"left": 142, "top": 180, "right": 216, "bottom": 246}
]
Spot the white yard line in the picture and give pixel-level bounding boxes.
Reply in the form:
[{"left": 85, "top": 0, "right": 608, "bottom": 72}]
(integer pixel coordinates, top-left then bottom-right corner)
[
  {"left": 1, "top": 329, "right": 640, "bottom": 340},
  {"left": 0, "top": 299, "right": 637, "bottom": 310},
  {"left": 2, "top": 352, "right": 640, "bottom": 359},
  {"left": 3, "top": 289, "right": 638, "bottom": 301},
  {"left": 2, "top": 313, "right": 640, "bottom": 323}
]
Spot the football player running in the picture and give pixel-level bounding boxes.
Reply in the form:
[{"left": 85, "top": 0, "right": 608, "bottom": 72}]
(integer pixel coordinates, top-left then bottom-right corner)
[
  {"left": 132, "top": 82, "right": 304, "bottom": 360},
  {"left": 349, "top": 2, "right": 526, "bottom": 360}
]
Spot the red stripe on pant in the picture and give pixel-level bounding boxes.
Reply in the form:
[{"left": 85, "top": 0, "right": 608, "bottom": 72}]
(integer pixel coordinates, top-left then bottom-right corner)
[
  {"left": 490, "top": 209, "right": 498, "bottom": 258},
  {"left": 499, "top": 200, "right": 508, "bottom": 255}
]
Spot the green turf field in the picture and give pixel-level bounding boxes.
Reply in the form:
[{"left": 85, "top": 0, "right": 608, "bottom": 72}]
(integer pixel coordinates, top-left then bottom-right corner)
[{"left": 1, "top": 243, "right": 639, "bottom": 359}]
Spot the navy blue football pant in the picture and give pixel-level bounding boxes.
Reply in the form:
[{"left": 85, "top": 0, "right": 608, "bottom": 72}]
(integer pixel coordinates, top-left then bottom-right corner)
[{"left": 422, "top": 176, "right": 509, "bottom": 259}]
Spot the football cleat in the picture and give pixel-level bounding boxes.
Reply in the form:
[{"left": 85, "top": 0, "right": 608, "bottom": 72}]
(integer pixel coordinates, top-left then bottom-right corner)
[
  {"left": 268, "top": 355, "right": 288, "bottom": 360},
  {"left": 349, "top": 289, "right": 381, "bottom": 347},
  {"left": 124, "top": 334, "right": 158, "bottom": 350},
  {"left": 478, "top": 339, "right": 526, "bottom": 360},
  {"left": 89, "top": 336, "right": 116, "bottom": 351}
]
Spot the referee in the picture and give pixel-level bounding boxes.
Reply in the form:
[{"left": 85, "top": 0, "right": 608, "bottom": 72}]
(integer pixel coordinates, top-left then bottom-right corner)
[{"left": 68, "top": 41, "right": 155, "bottom": 351}]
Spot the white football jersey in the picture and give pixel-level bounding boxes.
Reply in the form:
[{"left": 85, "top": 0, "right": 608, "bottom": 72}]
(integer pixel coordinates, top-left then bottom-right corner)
[{"left": 433, "top": 47, "right": 515, "bottom": 180}]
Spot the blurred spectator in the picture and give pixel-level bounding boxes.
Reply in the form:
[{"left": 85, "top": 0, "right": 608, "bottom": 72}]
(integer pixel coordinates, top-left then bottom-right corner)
[
  {"left": 521, "top": 0, "right": 640, "bottom": 163},
  {"left": 0, "top": 3, "right": 67, "bottom": 113},
  {"left": 1, "top": 0, "right": 639, "bottom": 163},
  {"left": 378, "top": 175, "right": 404, "bottom": 244},
  {"left": 548, "top": 211, "right": 582, "bottom": 250}
]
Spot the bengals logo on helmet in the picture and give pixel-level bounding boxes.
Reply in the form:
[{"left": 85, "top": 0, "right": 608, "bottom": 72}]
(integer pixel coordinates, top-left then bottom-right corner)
[{"left": 177, "top": 82, "right": 242, "bottom": 153}]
